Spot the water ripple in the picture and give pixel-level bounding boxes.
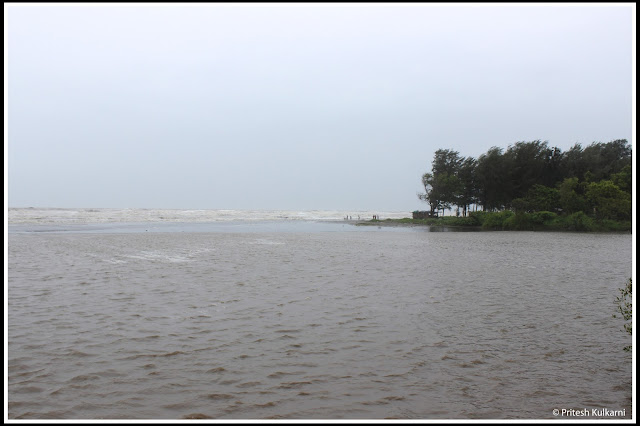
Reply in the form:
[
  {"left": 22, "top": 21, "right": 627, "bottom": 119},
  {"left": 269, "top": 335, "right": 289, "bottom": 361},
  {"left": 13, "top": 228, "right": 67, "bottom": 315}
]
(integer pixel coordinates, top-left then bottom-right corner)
[{"left": 8, "top": 230, "right": 633, "bottom": 420}]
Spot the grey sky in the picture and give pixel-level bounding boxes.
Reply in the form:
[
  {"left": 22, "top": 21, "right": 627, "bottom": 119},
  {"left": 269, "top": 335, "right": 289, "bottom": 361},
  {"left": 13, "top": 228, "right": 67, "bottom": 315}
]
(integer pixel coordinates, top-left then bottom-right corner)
[{"left": 5, "top": 4, "right": 634, "bottom": 211}]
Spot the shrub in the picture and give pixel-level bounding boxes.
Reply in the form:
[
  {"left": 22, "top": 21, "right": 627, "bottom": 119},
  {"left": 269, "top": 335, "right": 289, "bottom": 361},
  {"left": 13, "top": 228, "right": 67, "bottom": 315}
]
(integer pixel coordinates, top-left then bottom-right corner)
[
  {"left": 613, "top": 278, "right": 632, "bottom": 352},
  {"left": 439, "top": 216, "right": 478, "bottom": 227},
  {"left": 503, "top": 213, "right": 531, "bottom": 230},
  {"left": 468, "top": 211, "right": 488, "bottom": 226},
  {"left": 481, "top": 210, "right": 514, "bottom": 230},
  {"left": 565, "top": 211, "right": 596, "bottom": 231},
  {"left": 529, "top": 211, "right": 557, "bottom": 225}
]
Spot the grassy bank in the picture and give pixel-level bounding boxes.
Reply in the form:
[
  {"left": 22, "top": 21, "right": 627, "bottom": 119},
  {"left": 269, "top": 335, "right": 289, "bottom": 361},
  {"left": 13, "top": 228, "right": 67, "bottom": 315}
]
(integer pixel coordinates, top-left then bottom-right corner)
[{"left": 357, "top": 211, "right": 631, "bottom": 232}]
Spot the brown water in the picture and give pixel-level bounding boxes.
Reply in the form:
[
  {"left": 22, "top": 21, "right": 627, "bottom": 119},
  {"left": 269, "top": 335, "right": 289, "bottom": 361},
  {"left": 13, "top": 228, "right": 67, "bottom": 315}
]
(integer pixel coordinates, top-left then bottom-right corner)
[{"left": 7, "top": 225, "right": 633, "bottom": 419}]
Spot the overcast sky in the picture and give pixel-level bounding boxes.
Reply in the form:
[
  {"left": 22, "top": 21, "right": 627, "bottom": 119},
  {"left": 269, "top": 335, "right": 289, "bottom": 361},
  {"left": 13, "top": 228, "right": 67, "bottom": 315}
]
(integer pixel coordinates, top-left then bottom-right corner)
[{"left": 5, "top": 4, "right": 634, "bottom": 211}]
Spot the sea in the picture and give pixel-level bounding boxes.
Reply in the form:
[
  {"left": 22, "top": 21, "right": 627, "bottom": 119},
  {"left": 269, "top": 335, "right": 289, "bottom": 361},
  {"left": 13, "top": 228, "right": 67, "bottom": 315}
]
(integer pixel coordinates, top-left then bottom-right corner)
[{"left": 6, "top": 208, "right": 634, "bottom": 420}]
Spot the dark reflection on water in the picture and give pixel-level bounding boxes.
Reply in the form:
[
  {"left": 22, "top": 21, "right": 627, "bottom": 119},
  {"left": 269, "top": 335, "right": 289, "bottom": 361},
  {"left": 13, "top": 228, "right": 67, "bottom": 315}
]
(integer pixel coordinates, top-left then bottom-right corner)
[{"left": 8, "top": 225, "right": 633, "bottom": 420}]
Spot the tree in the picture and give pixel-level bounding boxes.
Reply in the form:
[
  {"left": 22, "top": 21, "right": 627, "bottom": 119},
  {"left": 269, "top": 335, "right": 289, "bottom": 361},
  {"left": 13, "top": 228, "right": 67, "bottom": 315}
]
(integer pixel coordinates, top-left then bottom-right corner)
[
  {"left": 512, "top": 184, "right": 560, "bottom": 212},
  {"left": 583, "top": 139, "right": 632, "bottom": 181},
  {"left": 558, "top": 177, "right": 587, "bottom": 214},
  {"left": 611, "top": 164, "right": 632, "bottom": 194},
  {"left": 562, "top": 140, "right": 632, "bottom": 182},
  {"left": 418, "top": 172, "right": 441, "bottom": 215},
  {"left": 476, "top": 147, "right": 510, "bottom": 211},
  {"left": 503, "top": 140, "right": 554, "bottom": 201},
  {"left": 561, "top": 143, "right": 586, "bottom": 180},
  {"left": 431, "top": 149, "right": 463, "bottom": 177},
  {"left": 419, "top": 139, "right": 632, "bottom": 222},
  {"left": 585, "top": 180, "right": 631, "bottom": 221},
  {"left": 456, "top": 157, "right": 478, "bottom": 217},
  {"left": 543, "top": 145, "right": 565, "bottom": 187},
  {"left": 418, "top": 149, "right": 464, "bottom": 216},
  {"left": 435, "top": 172, "right": 463, "bottom": 215}
]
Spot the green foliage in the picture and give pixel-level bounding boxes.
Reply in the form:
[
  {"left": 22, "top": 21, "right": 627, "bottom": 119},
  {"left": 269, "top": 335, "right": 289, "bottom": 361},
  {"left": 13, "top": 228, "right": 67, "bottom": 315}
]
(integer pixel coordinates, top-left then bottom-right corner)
[
  {"left": 370, "top": 214, "right": 629, "bottom": 232},
  {"left": 501, "top": 211, "right": 558, "bottom": 230},
  {"left": 585, "top": 180, "right": 631, "bottom": 221},
  {"left": 512, "top": 184, "right": 560, "bottom": 212},
  {"left": 476, "top": 147, "right": 510, "bottom": 211},
  {"left": 503, "top": 140, "right": 555, "bottom": 200},
  {"left": 436, "top": 216, "right": 479, "bottom": 227},
  {"left": 558, "top": 177, "right": 588, "bottom": 214},
  {"left": 611, "top": 164, "right": 632, "bottom": 194},
  {"left": 419, "top": 149, "right": 465, "bottom": 215},
  {"left": 361, "top": 216, "right": 482, "bottom": 227},
  {"left": 419, "top": 139, "right": 632, "bottom": 231},
  {"left": 419, "top": 172, "right": 440, "bottom": 214},
  {"left": 480, "top": 210, "right": 515, "bottom": 230},
  {"left": 468, "top": 211, "right": 486, "bottom": 220},
  {"left": 456, "top": 157, "right": 479, "bottom": 216},
  {"left": 563, "top": 140, "right": 632, "bottom": 182},
  {"left": 613, "top": 278, "right": 632, "bottom": 352},
  {"left": 581, "top": 140, "right": 632, "bottom": 181},
  {"left": 468, "top": 211, "right": 489, "bottom": 226},
  {"left": 529, "top": 211, "right": 557, "bottom": 224},
  {"left": 503, "top": 213, "right": 530, "bottom": 230},
  {"left": 565, "top": 211, "right": 596, "bottom": 232}
]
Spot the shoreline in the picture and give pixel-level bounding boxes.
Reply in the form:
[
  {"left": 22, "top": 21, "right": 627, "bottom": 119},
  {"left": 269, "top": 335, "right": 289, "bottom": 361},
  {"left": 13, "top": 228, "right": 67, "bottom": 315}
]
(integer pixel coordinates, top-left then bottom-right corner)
[
  {"left": 353, "top": 218, "right": 482, "bottom": 230},
  {"left": 352, "top": 218, "right": 632, "bottom": 233}
]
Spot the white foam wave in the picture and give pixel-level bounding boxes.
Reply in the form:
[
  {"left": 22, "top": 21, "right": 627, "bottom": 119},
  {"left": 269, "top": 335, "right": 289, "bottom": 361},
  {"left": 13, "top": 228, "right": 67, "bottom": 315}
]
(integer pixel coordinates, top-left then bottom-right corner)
[{"left": 8, "top": 208, "right": 409, "bottom": 225}]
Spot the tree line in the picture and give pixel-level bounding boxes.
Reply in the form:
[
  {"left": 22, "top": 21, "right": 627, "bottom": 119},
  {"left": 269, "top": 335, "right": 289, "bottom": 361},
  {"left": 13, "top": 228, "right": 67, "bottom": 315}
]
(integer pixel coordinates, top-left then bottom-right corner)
[{"left": 418, "top": 139, "right": 632, "bottom": 224}]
